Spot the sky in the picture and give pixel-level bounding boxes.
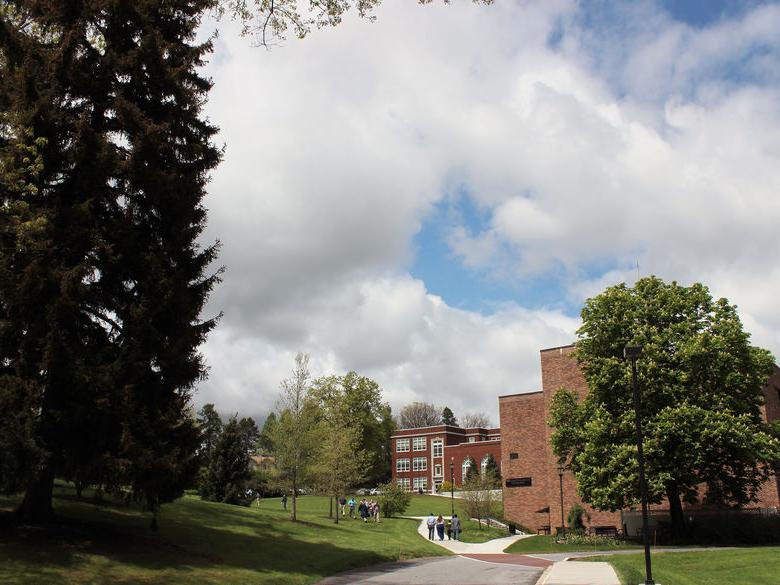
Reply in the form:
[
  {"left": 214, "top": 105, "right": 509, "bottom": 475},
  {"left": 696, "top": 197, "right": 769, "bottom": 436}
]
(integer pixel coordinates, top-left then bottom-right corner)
[{"left": 194, "top": 0, "right": 780, "bottom": 425}]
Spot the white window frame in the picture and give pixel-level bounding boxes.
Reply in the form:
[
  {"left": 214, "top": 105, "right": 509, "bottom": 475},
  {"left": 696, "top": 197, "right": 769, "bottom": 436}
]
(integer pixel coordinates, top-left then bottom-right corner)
[
  {"left": 397, "top": 478, "right": 410, "bottom": 490},
  {"left": 468, "top": 436, "right": 476, "bottom": 443},
  {"left": 462, "top": 459, "right": 472, "bottom": 480},
  {"left": 413, "top": 476, "right": 427, "bottom": 491},
  {"left": 432, "top": 439, "right": 443, "bottom": 457},
  {"left": 434, "top": 464, "right": 443, "bottom": 478},
  {"left": 413, "top": 457, "right": 427, "bottom": 471},
  {"left": 481, "top": 455, "right": 489, "bottom": 477},
  {"left": 396, "top": 438, "right": 410, "bottom": 452},
  {"left": 412, "top": 436, "right": 426, "bottom": 451},
  {"left": 396, "top": 458, "right": 410, "bottom": 472}
]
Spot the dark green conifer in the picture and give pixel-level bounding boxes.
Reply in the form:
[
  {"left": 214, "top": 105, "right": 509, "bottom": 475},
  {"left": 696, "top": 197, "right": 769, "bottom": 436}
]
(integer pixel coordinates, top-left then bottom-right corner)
[{"left": 0, "top": 0, "right": 221, "bottom": 525}]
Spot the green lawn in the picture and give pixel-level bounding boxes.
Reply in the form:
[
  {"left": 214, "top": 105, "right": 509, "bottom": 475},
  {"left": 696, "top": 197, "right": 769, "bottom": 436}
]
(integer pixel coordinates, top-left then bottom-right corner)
[
  {"left": 504, "top": 534, "right": 643, "bottom": 554},
  {"left": 589, "top": 547, "right": 780, "bottom": 585},
  {"left": 0, "top": 487, "right": 449, "bottom": 585}
]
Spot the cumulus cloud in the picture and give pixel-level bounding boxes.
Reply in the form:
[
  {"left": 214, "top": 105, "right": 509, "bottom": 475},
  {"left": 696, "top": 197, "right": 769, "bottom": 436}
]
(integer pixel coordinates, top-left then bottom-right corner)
[{"left": 193, "top": 1, "right": 780, "bottom": 423}]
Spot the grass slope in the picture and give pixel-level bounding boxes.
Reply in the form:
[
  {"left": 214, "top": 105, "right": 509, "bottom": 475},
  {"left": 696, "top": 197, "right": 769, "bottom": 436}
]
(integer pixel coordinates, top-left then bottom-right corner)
[
  {"left": 591, "top": 548, "right": 780, "bottom": 585},
  {"left": 0, "top": 487, "right": 448, "bottom": 585}
]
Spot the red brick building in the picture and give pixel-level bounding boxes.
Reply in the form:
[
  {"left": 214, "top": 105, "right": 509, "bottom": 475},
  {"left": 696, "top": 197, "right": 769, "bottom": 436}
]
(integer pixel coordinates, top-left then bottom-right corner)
[
  {"left": 390, "top": 425, "right": 501, "bottom": 493},
  {"left": 500, "top": 345, "right": 780, "bottom": 533}
]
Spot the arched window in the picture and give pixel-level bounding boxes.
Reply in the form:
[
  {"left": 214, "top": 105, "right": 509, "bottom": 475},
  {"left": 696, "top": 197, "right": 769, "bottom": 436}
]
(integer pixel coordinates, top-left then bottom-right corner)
[
  {"left": 462, "top": 458, "right": 472, "bottom": 481},
  {"left": 481, "top": 455, "right": 490, "bottom": 477}
]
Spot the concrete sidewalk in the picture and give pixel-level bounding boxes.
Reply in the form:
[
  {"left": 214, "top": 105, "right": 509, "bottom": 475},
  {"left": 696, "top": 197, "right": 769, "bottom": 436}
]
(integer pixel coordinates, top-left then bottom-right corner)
[
  {"left": 409, "top": 516, "right": 533, "bottom": 553},
  {"left": 536, "top": 561, "right": 621, "bottom": 585},
  {"left": 411, "top": 517, "right": 622, "bottom": 585}
]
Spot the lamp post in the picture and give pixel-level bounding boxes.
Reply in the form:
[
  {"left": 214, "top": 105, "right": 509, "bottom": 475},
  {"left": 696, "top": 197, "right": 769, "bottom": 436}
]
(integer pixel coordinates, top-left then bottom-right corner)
[
  {"left": 450, "top": 457, "right": 455, "bottom": 518},
  {"left": 558, "top": 463, "right": 565, "bottom": 541},
  {"left": 625, "top": 345, "right": 655, "bottom": 585}
]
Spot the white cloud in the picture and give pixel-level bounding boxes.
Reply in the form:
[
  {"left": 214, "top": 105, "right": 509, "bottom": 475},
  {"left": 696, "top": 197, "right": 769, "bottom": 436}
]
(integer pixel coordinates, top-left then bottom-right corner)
[{"left": 194, "top": 1, "right": 780, "bottom": 423}]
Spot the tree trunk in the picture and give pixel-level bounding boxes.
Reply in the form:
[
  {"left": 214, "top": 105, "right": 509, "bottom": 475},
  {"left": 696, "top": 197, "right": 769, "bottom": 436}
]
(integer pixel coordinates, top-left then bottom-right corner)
[
  {"left": 334, "top": 494, "right": 339, "bottom": 524},
  {"left": 329, "top": 495, "right": 333, "bottom": 518},
  {"left": 15, "top": 467, "right": 55, "bottom": 524},
  {"left": 291, "top": 472, "right": 297, "bottom": 522},
  {"left": 666, "top": 484, "right": 687, "bottom": 540}
]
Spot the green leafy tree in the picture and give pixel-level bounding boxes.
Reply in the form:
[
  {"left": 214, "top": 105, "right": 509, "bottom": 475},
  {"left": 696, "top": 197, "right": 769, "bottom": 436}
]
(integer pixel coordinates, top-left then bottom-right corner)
[
  {"left": 377, "top": 480, "right": 411, "bottom": 518},
  {"left": 199, "top": 416, "right": 252, "bottom": 504},
  {"left": 310, "top": 376, "right": 368, "bottom": 523},
  {"left": 549, "top": 276, "right": 779, "bottom": 537},
  {"left": 441, "top": 406, "right": 458, "bottom": 426},
  {"left": 1, "top": 0, "right": 218, "bottom": 525}
]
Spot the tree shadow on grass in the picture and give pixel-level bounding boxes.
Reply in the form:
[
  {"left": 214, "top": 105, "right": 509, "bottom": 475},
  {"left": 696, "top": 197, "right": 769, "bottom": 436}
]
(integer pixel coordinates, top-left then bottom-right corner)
[{"left": 0, "top": 500, "right": 392, "bottom": 585}]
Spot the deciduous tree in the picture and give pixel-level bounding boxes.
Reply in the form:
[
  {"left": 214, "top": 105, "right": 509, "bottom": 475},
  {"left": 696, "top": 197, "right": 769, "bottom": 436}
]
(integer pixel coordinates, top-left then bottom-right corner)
[
  {"left": 271, "top": 353, "right": 319, "bottom": 521},
  {"left": 398, "top": 401, "right": 440, "bottom": 429},
  {"left": 549, "top": 276, "right": 779, "bottom": 537},
  {"left": 460, "top": 413, "right": 491, "bottom": 428}
]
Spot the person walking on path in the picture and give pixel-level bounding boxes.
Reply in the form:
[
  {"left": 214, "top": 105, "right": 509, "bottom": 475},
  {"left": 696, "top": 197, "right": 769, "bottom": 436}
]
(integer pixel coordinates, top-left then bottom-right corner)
[
  {"left": 359, "top": 500, "right": 369, "bottom": 522},
  {"left": 339, "top": 496, "right": 347, "bottom": 516},
  {"left": 451, "top": 514, "right": 461, "bottom": 541},
  {"left": 436, "top": 515, "right": 446, "bottom": 541},
  {"left": 348, "top": 497, "right": 356, "bottom": 518},
  {"left": 426, "top": 513, "right": 436, "bottom": 540},
  {"left": 281, "top": 494, "right": 287, "bottom": 510}
]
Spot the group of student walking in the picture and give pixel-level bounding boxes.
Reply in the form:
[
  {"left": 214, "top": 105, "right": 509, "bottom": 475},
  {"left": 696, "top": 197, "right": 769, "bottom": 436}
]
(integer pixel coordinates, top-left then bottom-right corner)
[
  {"left": 339, "top": 496, "right": 381, "bottom": 522},
  {"left": 426, "top": 512, "right": 461, "bottom": 541}
]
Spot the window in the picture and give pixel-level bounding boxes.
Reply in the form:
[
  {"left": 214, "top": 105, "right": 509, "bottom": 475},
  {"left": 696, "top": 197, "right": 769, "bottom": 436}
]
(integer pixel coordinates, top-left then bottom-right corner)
[
  {"left": 509, "top": 452, "right": 519, "bottom": 460},
  {"left": 397, "top": 478, "right": 410, "bottom": 490},
  {"left": 432, "top": 439, "right": 443, "bottom": 457},
  {"left": 413, "top": 476, "right": 427, "bottom": 491},
  {"left": 413, "top": 457, "right": 427, "bottom": 471},
  {"left": 434, "top": 464, "right": 442, "bottom": 478},
  {"left": 468, "top": 436, "right": 476, "bottom": 443},
  {"left": 396, "top": 438, "right": 409, "bottom": 452},
  {"left": 481, "top": 455, "right": 490, "bottom": 477},
  {"left": 396, "top": 458, "right": 410, "bottom": 472},
  {"left": 462, "top": 458, "right": 472, "bottom": 479},
  {"left": 413, "top": 437, "right": 426, "bottom": 451}
]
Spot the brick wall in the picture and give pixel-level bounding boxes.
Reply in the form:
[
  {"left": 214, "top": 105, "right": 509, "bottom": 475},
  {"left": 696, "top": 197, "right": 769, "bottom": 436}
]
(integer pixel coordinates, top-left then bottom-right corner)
[{"left": 500, "top": 344, "right": 780, "bottom": 533}]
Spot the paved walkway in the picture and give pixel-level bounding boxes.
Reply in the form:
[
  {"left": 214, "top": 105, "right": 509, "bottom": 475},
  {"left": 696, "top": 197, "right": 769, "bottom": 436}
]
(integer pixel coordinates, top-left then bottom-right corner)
[
  {"left": 410, "top": 516, "right": 622, "bottom": 585},
  {"left": 317, "top": 517, "right": 632, "bottom": 585}
]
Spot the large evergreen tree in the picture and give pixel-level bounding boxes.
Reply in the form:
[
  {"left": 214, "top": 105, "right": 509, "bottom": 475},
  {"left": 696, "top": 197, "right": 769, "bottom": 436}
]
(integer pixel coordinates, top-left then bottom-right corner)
[{"left": 0, "top": 0, "right": 221, "bottom": 524}]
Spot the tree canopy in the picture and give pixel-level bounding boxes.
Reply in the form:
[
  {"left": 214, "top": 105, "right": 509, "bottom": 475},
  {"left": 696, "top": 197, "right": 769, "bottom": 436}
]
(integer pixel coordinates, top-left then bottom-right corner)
[{"left": 549, "top": 276, "right": 779, "bottom": 536}]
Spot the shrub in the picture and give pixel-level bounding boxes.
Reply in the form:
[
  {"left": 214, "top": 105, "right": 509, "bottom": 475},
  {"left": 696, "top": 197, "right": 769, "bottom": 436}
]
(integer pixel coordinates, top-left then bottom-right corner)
[
  {"left": 567, "top": 503, "right": 590, "bottom": 533},
  {"left": 377, "top": 481, "right": 411, "bottom": 518}
]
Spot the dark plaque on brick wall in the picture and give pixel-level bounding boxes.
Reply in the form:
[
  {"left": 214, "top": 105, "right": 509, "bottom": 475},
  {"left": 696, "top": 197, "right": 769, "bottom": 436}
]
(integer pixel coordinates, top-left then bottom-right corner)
[{"left": 505, "top": 477, "right": 532, "bottom": 487}]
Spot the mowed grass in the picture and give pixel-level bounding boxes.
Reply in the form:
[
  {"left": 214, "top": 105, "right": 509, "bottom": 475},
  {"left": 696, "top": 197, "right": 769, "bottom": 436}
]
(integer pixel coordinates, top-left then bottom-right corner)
[
  {"left": 398, "top": 493, "right": 507, "bottom": 542},
  {"left": 0, "top": 487, "right": 449, "bottom": 585},
  {"left": 590, "top": 547, "right": 780, "bottom": 585},
  {"left": 504, "top": 534, "right": 643, "bottom": 554}
]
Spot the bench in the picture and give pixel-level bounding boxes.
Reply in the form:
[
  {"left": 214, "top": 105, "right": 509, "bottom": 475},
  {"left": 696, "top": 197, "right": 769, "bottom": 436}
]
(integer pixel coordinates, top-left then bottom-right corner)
[{"left": 536, "top": 525, "right": 551, "bottom": 535}]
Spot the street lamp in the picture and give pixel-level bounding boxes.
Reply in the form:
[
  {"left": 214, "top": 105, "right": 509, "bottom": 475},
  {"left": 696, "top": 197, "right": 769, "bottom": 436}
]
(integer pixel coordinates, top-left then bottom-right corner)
[
  {"left": 558, "top": 463, "right": 565, "bottom": 541},
  {"left": 624, "top": 345, "right": 655, "bottom": 585},
  {"left": 450, "top": 457, "right": 455, "bottom": 518}
]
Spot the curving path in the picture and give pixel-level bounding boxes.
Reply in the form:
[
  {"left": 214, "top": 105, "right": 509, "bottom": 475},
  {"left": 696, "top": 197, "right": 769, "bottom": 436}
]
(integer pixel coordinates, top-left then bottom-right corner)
[{"left": 315, "top": 517, "right": 621, "bottom": 585}]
